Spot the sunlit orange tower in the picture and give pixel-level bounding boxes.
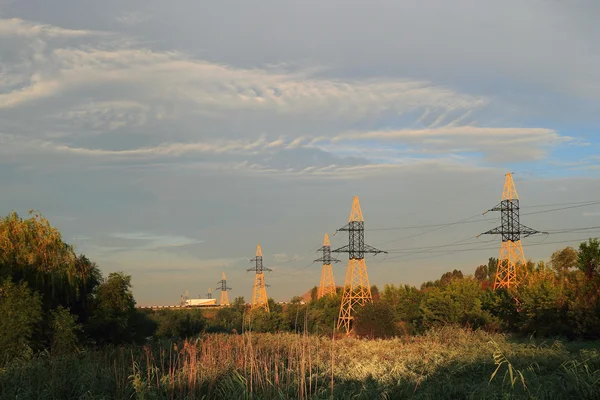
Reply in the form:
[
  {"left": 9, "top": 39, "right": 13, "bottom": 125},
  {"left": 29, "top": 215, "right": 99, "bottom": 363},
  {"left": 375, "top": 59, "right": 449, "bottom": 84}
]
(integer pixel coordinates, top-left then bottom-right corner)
[
  {"left": 216, "top": 272, "right": 231, "bottom": 306},
  {"left": 247, "top": 244, "right": 271, "bottom": 312},
  {"left": 480, "top": 173, "right": 542, "bottom": 290},
  {"left": 333, "top": 196, "right": 386, "bottom": 333},
  {"left": 314, "top": 233, "right": 340, "bottom": 299}
]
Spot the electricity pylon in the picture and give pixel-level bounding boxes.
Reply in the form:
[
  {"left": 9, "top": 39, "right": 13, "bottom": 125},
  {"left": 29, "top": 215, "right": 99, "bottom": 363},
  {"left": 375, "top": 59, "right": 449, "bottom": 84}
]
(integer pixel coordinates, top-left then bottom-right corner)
[
  {"left": 247, "top": 244, "right": 271, "bottom": 312},
  {"left": 479, "top": 173, "right": 544, "bottom": 290},
  {"left": 314, "top": 233, "right": 340, "bottom": 299},
  {"left": 216, "top": 272, "right": 232, "bottom": 306},
  {"left": 333, "top": 196, "right": 386, "bottom": 333},
  {"left": 206, "top": 288, "right": 212, "bottom": 299}
]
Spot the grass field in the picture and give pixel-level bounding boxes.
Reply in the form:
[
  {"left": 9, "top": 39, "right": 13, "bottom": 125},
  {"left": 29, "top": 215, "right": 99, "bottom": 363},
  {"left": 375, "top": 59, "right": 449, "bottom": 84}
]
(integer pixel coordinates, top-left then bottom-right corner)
[{"left": 1, "top": 327, "right": 599, "bottom": 399}]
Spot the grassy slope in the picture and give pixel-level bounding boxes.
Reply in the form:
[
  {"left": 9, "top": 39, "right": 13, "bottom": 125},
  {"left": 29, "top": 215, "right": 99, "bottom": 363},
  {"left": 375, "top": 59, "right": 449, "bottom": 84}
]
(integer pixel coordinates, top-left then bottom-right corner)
[{"left": 1, "top": 327, "right": 598, "bottom": 399}]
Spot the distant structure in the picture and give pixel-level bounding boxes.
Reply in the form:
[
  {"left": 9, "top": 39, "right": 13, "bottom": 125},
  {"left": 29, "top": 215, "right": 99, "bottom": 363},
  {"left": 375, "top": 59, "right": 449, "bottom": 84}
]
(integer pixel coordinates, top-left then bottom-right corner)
[
  {"left": 247, "top": 244, "right": 271, "bottom": 312},
  {"left": 216, "top": 272, "right": 232, "bottom": 306},
  {"left": 314, "top": 233, "right": 339, "bottom": 299},
  {"left": 180, "top": 290, "right": 190, "bottom": 306},
  {"left": 333, "top": 196, "right": 386, "bottom": 333},
  {"left": 206, "top": 288, "right": 212, "bottom": 299},
  {"left": 184, "top": 298, "right": 217, "bottom": 307},
  {"left": 480, "top": 173, "right": 544, "bottom": 290}
]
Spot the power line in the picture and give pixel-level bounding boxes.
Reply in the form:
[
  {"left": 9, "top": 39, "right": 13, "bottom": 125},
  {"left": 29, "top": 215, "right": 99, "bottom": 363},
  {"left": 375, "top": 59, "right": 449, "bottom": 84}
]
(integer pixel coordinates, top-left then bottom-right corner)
[
  {"left": 521, "top": 201, "right": 600, "bottom": 217},
  {"left": 374, "top": 233, "right": 600, "bottom": 263},
  {"left": 367, "top": 199, "right": 600, "bottom": 233},
  {"left": 521, "top": 200, "right": 600, "bottom": 209}
]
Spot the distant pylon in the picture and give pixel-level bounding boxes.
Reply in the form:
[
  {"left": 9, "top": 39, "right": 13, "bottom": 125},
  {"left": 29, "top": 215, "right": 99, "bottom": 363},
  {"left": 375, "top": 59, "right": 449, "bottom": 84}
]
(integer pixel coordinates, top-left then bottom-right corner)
[
  {"left": 206, "top": 288, "right": 212, "bottom": 299},
  {"left": 247, "top": 244, "right": 271, "bottom": 312},
  {"left": 314, "top": 233, "right": 340, "bottom": 299},
  {"left": 216, "top": 272, "right": 232, "bottom": 306},
  {"left": 333, "top": 196, "right": 386, "bottom": 333},
  {"left": 479, "top": 173, "right": 545, "bottom": 290}
]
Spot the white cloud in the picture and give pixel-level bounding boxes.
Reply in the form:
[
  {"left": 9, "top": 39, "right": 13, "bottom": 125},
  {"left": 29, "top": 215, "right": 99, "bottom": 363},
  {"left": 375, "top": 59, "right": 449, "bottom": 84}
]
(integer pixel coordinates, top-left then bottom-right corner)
[
  {"left": 331, "top": 126, "right": 569, "bottom": 162},
  {"left": 0, "top": 17, "right": 103, "bottom": 38},
  {"left": 0, "top": 17, "right": 574, "bottom": 174}
]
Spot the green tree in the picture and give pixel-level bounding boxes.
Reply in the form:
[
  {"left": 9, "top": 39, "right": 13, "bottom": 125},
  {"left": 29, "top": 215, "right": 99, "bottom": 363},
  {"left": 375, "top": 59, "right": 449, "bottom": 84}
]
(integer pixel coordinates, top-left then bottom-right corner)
[
  {"left": 49, "top": 306, "right": 82, "bottom": 356},
  {"left": 370, "top": 285, "right": 380, "bottom": 301},
  {"left": 474, "top": 265, "right": 488, "bottom": 282},
  {"left": 89, "top": 272, "right": 138, "bottom": 344},
  {"left": 577, "top": 238, "right": 600, "bottom": 280},
  {"left": 354, "top": 301, "right": 397, "bottom": 338},
  {"left": 517, "top": 267, "right": 570, "bottom": 337},
  {"left": 550, "top": 246, "right": 578, "bottom": 275},
  {"left": 381, "top": 284, "right": 423, "bottom": 334},
  {"left": 420, "top": 278, "right": 493, "bottom": 330},
  {"left": 0, "top": 279, "right": 43, "bottom": 364}
]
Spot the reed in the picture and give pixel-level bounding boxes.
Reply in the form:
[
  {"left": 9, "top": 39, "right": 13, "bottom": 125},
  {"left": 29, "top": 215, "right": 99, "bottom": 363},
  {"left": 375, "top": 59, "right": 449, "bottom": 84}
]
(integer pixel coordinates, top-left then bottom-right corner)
[{"left": 0, "top": 327, "right": 598, "bottom": 399}]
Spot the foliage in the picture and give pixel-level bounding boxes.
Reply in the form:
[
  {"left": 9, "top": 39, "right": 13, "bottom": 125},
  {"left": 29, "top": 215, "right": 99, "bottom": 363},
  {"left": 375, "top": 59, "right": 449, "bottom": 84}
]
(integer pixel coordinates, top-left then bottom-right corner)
[
  {"left": 354, "top": 301, "right": 397, "bottom": 338},
  {"left": 88, "top": 272, "right": 142, "bottom": 345},
  {"left": 0, "top": 328, "right": 598, "bottom": 399},
  {"left": 49, "top": 306, "right": 82, "bottom": 356},
  {"left": 150, "top": 309, "right": 206, "bottom": 339},
  {"left": 0, "top": 279, "right": 42, "bottom": 365},
  {"left": 420, "top": 277, "right": 495, "bottom": 330}
]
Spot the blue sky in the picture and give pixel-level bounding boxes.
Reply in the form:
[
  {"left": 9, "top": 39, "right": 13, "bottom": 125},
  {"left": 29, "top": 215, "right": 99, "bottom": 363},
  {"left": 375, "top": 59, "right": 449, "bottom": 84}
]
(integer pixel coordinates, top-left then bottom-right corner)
[{"left": 1, "top": 0, "right": 599, "bottom": 305}]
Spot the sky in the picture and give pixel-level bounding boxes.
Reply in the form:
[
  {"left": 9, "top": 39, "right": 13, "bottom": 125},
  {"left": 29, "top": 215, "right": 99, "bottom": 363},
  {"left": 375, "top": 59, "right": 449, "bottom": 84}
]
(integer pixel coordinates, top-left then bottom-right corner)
[{"left": 1, "top": 0, "right": 599, "bottom": 305}]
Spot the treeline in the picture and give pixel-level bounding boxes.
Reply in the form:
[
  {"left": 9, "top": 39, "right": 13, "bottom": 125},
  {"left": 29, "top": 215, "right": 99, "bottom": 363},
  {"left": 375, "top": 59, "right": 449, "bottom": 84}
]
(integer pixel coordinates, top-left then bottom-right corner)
[
  {"left": 2, "top": 211, "right": 599, "bottom": 366},
  {"left": 205, "top": 240, "right": 600, "bottom": 340},
  {"left": 0, "top": 212, "right": 157, "bottom": 365}
]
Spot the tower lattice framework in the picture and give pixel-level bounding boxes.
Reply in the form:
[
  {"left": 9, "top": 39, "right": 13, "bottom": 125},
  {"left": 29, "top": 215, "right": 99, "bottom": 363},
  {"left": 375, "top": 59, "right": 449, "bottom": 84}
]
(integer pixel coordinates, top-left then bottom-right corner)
[
  {"left": 480, "top": 173, "right": 543, "bottom": 290},
  {"left": 247, "top": 244, "right": 271, "bottom": 312},
  {"left": 216, "top": 272, "right": 232, "bottom": 306},
  {"left": 315, "top": 233, "right": 340, "bottom": 299},
  {"left": 333, "top": 196, "right": 386, "bottom": 333},
  {"left": 206, "top": 288, "right": 212, "bottom": 299}
]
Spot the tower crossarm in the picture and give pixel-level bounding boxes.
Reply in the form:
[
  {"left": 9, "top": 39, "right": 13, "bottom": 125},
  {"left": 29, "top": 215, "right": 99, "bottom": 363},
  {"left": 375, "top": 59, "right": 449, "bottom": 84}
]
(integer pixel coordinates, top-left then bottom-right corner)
[
  {"left": 480, "top": 224, "right": 543, "bottom": 240},
  {"left": 247, "top": 264, "right": 272, "bottom": 273},
  {"left": 363, "top": 244, "right": 387, "bottom": 255},
  {"left": 216, "top": 281, "right": 232, "bottom": 291},
  {"left": 314, "top": 256, "right": 341, "bottom": 263},
  {"left": 519, "top": 224, "right": 544, "bottom": 238},
  {"left": 486, "top": 199, "right": 519, "bottom": 212},
  {"left": 332, "top": 244, "right": 350, "bottom": 254},
  {"left": 332, "top": 244, "right": 386, "bottom": 255}
]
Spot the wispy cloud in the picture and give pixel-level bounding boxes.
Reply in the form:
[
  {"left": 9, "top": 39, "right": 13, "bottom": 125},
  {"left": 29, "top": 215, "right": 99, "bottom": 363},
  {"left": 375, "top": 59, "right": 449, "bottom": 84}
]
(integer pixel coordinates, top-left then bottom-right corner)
[{"left": 0, "top": 18, "right": 104, "bottom": 38}]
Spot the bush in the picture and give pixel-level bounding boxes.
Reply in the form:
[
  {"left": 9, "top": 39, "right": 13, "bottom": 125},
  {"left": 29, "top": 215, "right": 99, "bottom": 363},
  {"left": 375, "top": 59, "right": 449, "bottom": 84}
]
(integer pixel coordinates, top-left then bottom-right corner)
[
  {"left": 49, "top": 306, "right": 81, "bottom": 356},
  {"left": 0, "top": 279, "right": 42, "bottom": 364},
  {"left": 354, "top": 301, "right": 397, "bottom": 338}
]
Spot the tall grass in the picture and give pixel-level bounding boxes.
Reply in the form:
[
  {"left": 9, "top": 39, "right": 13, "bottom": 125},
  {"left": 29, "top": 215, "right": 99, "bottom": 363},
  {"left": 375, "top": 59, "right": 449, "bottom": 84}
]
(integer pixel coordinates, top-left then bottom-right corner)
[{"left": 0, "top": 327, "right": 598, "bottom": 399}]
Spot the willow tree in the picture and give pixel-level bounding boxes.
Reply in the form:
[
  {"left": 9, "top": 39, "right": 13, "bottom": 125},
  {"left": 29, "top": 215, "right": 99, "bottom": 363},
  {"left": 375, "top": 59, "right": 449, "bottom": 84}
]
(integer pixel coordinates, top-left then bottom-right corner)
[{"left": 0, "top": 211, "right": 99, "bottom": 312}]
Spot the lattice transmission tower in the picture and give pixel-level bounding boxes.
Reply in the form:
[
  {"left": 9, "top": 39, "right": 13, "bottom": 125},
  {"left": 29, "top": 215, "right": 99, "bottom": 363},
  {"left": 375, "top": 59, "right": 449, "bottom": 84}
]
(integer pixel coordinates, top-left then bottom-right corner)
[
  {"left": 206, "top": 288, "right": 212, "bottom": 299},
  {"left": 480, "top": 173, "right": 544, "bottom": 290},
  {"left": 247, "top": 244, "right": 271, "bottom": 312},
  {"left": 216, "top": 272, "right": 232, "bottom": 306},
  {"left": 333, "top": 196, "right": 386, "bottom": 333},
  {"left": 314, "top": 233, "right": 340, "bottom": 299}
]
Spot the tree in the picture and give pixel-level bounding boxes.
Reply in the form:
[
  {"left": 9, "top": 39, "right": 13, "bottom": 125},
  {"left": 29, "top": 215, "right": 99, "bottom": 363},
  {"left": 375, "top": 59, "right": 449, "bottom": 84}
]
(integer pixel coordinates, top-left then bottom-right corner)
[
  {"left": 370, "top": 285, "right": 380, "bottom": 301},
  {"left": 49, "top": 306, "right": 82, "bottom": 355},
  {"left": 475, "top": 265, "right": 488, "bottom": 282},
  {"left": 310, "top": 286, "right": 318, "bottom": 302},
  {"left": 354, "top": 301, "right": 397, "bottom": 338},
  {"left": 0, "top": 279, "right": 43, "bottom": 364},
  {"left": 487, "top": 257, "right": 498, "bottom": 280},
  {"left": 577, "top": 238, "right": 600, "bottom": 280},
  {"left": 550, "top": 247, "right": 578, "bottom": 275},
  {"left": 89, "top": 272, "right": 138, "bottom": 344},
  {"left": 381, "top": 284, "right": 423, "bottom": 334},
  {"left": 517, "top": 267, "right": 570, "bottom": 337},
  {"left": 420, "top": 278, "right": 493, "bottom": 330}
]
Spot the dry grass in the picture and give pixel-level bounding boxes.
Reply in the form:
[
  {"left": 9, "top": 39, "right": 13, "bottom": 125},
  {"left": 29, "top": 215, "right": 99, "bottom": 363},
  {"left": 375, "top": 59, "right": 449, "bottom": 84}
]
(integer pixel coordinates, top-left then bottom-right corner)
[{"left": 1, "top": 327, "right": 599, "bottom": 399}]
